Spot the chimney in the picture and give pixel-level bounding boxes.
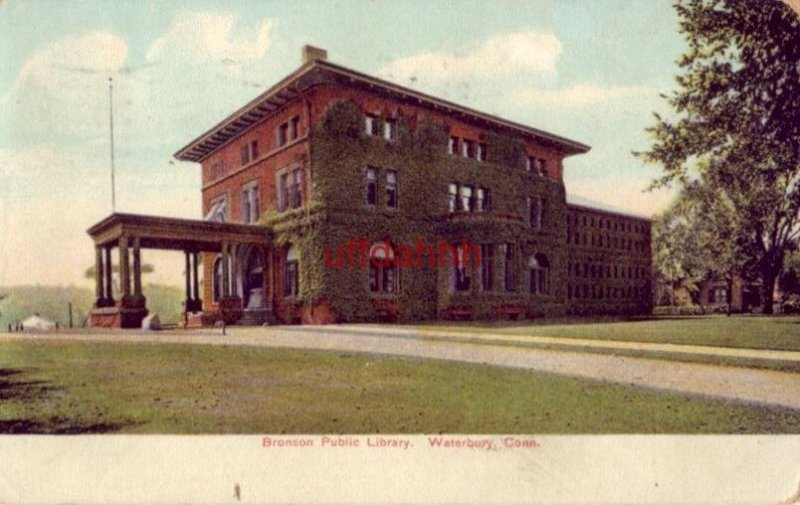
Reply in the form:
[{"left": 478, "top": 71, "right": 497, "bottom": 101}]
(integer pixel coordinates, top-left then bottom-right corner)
[{"left": 302, "top": 45, "right": 328, "bottom": 64}]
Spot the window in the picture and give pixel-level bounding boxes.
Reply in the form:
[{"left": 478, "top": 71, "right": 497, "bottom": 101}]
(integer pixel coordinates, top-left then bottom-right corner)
[
  {"left": 383, "top": 119, "right": 397, "bottom": 141},
  {"left": 212, "top": 257, "right": 223, "bottom": 302},
  {"left": 530, "top": 197, "right": 544, "bottom": 231},
  {"left": 289, "top": 116, "right": 299, "bottom": 141},
  {"left": 278, "top": 167, "right": 304, "bottom": 211},
  {"left": 290, "top": 169, "right": 303, "bottom": 209},
  {"left": 205, "top": 196, "right": 228, "bottom": 223},
  {"left": 502, "top": 243, "right": 516, "bottom": 292},
  {"left": 477, "top": 143, "right": 487, "bottom": 162},
  {"left": 459, "top": 185, "right": 473, "bottom": 212},
  {"left": 475, "top": 188, "right": 486, "bottom": 212},
  {"left": 527, "top": 157, "right": 544, "bottom": 176},
  {"left": 530, "top": 254, "right": 550, "bottom": 295},
  {"left": 454, "top": 243, "right": 471, "bottom": 292},
  {"left": 449, "top": 137, "right": 459, "bottom": 155},
  {"left": 386, "top": 170, "right": 398, "bottom": 209},
  {"left": 369, "top": 241, "right": 397, "bottom": 294},
  {"left": 448, "top": 183, "right": 458, "bottom": 213},
  {"left": 480, "top": 244, "right": 494, "bottom": 291},
  {"left": 241, "top": 140, "right": 258, "bottom": 166},
  {"left": 277, "top": 123, "right": 289, "bottom": 147},
  {"left": 284, "top": 245, "right": 299, "bottom": 297},
  {"left": 537, "top": 158, "right": 546, "bottom": 176},
  {"left": 241, "top": 183, "right": 260, "bottom": 224},
  {"left": 365, "top": 115, "right": 380, "bottom": 136},
  {"left": 462, "top": 139, "right": 474, "bottom": 158},
  {"left": 365, "top": 167, "right": 377, "bottom": 206}
]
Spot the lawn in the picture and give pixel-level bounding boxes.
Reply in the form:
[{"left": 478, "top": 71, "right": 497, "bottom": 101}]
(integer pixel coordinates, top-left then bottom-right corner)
[
  {"left": 0, "top": 338, "right": 798, "bottom": 434},
  {"left": 419, "top": 315, "right": 800, "bottom": 352}
]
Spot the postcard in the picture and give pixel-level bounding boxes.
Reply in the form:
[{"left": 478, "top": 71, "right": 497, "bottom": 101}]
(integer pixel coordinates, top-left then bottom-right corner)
[{"left": 1, "top": 1, "right": 799, "bottom": 503}]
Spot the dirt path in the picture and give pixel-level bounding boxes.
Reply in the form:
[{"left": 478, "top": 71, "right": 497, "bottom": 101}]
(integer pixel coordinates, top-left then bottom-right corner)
[{"left": 3, "top": 326, "right": 800, "bottom": 410}]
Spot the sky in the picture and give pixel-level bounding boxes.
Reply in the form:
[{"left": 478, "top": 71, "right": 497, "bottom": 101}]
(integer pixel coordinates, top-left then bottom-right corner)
[{"left": 0, "top": 0, "right": 686, "bottom": 287}]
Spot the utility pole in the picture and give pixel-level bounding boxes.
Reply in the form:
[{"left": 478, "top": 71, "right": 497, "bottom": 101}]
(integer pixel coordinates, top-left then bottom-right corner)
[{"left": 109, "top": 77, "right": 116, "bottom": 213}]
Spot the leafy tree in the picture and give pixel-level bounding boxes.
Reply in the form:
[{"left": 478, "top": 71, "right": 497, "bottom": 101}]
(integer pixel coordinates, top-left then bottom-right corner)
[
  {"left": 638, "top": 0, "right": 800, "bottom": 313},
  {"left": 679, "top": 175, "right": 752, "bottom": 314},
  {"left": 652, "top": 206, "right": 709, "bottom": 307},
  {"left": 84, "top": 263, "right": 155, "bottom": 297}
]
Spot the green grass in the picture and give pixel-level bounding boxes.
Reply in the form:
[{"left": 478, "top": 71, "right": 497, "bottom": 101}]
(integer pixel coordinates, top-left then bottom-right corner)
[
  {"left": 1, "top": 339, "right": 798, "bottom": 434},
  {"left": 418, "top": 315, "right": 800, "bottom": 352}
]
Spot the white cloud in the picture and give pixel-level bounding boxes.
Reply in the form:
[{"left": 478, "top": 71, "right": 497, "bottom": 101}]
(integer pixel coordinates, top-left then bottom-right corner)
[
  {"left": 146, "top": 12, "right": 274, "bottom": 64},
  {"left": 3, "top": 32, "right": 129, "bottom": 143},
  {"left": 378, "top": 31, "right": 562, "bottom": 85}
]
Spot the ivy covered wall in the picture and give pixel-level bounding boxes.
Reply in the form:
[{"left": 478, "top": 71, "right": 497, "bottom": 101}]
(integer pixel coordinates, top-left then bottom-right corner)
[{"left": 265, "top": 98, "right": 572, "bottom": 322}]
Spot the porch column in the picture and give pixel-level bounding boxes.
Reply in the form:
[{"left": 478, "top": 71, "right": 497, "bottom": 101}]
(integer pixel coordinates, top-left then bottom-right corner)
[
  {"left": 192, "top": 251, "right": 200, "bottom": 302},
  {"left": 95, "top": 245, "right": 104, "bottom": 304},
  {"left": 132, "top": 237, "right": 142, "bottom": 299},
  {"left": 231, "top": 243, "right": 239, "bottom": 298},
  {"left": 184, "top": 250, "right": 192, "bottom": 306},
  {"left": 221, "top": 242, "right": 230, "bottom": 297},
  {"left": 104, "top": 246, "right": 114, "bottom": 304},
  {"left": 119, "top": 236, "right": 131, "bottom": 300}
]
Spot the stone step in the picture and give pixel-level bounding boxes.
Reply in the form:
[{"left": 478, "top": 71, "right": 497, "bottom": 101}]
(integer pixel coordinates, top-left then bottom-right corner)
[{"left": 235, "top": 308, "right": 278, "bottom": 326}]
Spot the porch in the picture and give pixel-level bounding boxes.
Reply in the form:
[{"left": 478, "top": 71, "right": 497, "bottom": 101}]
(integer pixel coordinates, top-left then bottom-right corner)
[{"left": 86, "top": 213, "right": 273, "bottom": 328}]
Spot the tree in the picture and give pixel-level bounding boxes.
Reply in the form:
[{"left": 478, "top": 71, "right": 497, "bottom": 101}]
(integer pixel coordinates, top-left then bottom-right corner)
[
  {"left": 84, "top": 263, "right": 154, "bottom": 297},
  {"left": 652, "top": 206, "right": 709, "bottom": 308},
  {"left": 679, "top": 175, "right": 752, "bottom": 314},
  {"left": 638, "top": 0, "right": 800, "bottom": 313}
]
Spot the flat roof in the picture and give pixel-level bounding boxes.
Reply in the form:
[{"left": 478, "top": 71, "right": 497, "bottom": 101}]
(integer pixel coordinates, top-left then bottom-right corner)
[
  {"left": 566, "top": 194, "right": 652, "bottom": 221},
  {"left": 87, "top": 213, "right": 270, "bottom": 250},
  {"left": 174, "top": 58, "right": 591, "bottom": 162}
]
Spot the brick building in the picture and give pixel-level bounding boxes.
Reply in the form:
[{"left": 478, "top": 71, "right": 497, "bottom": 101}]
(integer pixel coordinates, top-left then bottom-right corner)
[{"left": 87, "top": 46, "right": 652, "bottom": 327}]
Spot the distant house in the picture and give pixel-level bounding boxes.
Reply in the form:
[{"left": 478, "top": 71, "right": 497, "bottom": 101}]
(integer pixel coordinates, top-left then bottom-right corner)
[{"left": 698, "top": 277, "right": 781, "bottom": 313}]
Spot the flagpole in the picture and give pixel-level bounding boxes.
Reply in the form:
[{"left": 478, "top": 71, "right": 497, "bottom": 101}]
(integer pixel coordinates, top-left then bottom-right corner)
[{"left": 109, "top": 77, "right": 116, "bottom": 213}]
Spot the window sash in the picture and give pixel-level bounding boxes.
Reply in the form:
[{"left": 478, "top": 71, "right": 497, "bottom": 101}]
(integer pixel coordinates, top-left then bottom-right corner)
[
  {"left": 383, "top": 120, "right": 396, "bottom": 141},
  {"left": 284, "top": 260, "right": 298, "bottom": 297},
  {"left": 386, "top": 170, "right": 397, "bottom": 208},
  {"left": 480, "top": 244, "right": 493, "bottom": 291},
  {"left": 365, "top": 168, "right": 377, "bottom": 206},
  {"left": 449, "top": 137, "right": 458, "bottom": 155},
  {"left": 503, "top": 243, "right": 516, "bottom": 291},
  {"left": 459, "top": 185, "right": 473, "bottom": 212}
]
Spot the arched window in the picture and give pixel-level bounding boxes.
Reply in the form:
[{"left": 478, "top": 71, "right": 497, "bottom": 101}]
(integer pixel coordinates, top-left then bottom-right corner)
[
  {"left": 212, "top": 257, "right": 223, "bottom": 302},
  {"left": 284, "top": 245, "right": 299, "bottom": 297},
  {"left": 529, "top": 253, "right": 550, "bottom": 295},
  {"left": 369, "top": 241, "right": 397, "bottom": 294}
]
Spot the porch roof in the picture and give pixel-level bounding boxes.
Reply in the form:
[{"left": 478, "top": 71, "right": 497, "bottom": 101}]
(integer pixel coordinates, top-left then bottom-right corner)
[{"left": 87, "top": 213, "right": 271, "bottom": 251}]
